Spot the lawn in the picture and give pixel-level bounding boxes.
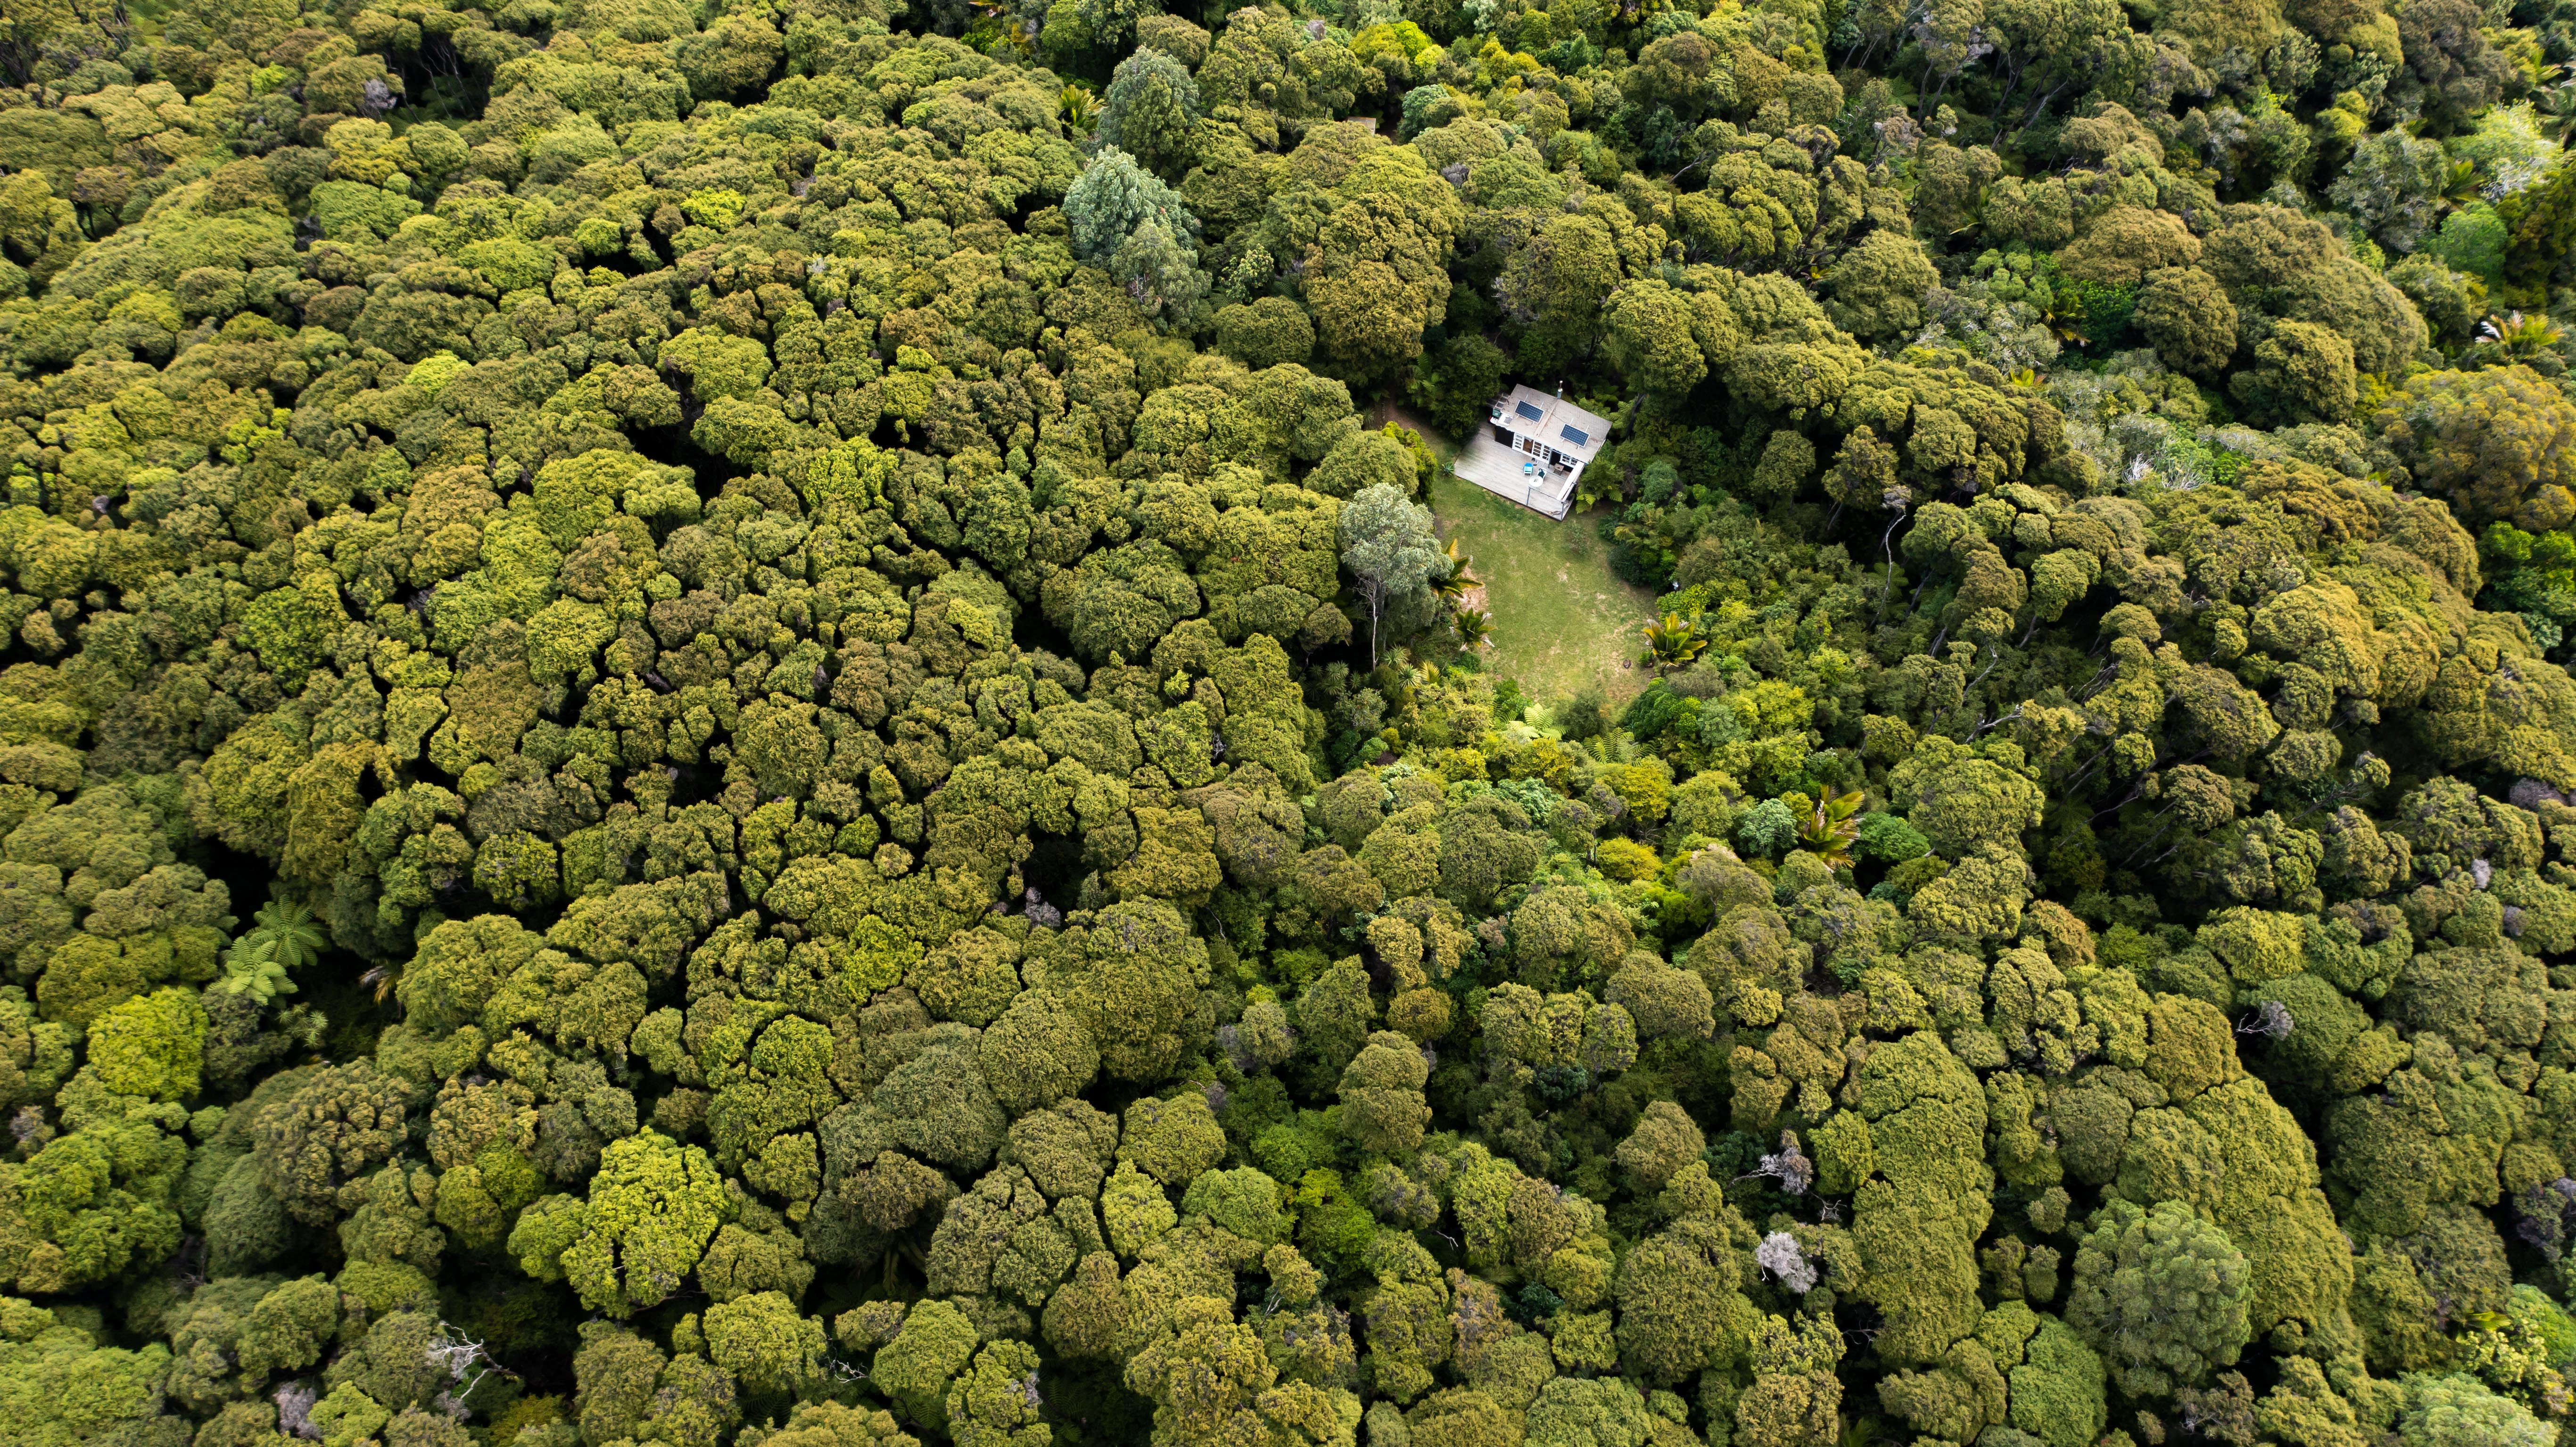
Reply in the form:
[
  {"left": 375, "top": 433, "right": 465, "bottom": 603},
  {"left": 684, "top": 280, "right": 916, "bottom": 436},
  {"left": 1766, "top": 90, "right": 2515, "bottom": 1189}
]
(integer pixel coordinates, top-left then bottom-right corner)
[{"left": 1416, "top": 428, "right": 1660, "bottom": 713}]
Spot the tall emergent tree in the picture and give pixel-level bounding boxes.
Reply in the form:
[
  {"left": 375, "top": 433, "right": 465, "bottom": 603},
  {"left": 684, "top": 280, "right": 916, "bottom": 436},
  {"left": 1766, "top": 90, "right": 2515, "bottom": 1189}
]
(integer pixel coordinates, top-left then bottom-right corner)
[{"left": 1338, "top": 482, "right": 1446, "bottom": 668}]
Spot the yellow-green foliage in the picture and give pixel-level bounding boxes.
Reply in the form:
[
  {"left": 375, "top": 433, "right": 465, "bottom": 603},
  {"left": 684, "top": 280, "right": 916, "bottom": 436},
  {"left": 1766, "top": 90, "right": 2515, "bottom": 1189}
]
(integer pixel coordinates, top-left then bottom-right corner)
[
  {"left": 0, "top": 0, "right": 2558, "bottom": 1439},
  {"left": 84, "top": 989, "right": 204, "bottom": 1103}
]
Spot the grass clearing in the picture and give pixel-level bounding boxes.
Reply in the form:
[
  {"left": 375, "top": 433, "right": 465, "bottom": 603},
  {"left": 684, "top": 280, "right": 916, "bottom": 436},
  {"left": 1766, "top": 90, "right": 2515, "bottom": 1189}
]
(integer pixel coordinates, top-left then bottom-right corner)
[{"left": 1418, "top": 430, "right": 1659, "bottom": 712}]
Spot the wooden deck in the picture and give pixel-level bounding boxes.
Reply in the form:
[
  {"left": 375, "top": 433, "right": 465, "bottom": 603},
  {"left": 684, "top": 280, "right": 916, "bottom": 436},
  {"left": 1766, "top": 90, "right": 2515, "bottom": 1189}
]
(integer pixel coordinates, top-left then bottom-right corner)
[{"left": 1453, "top": 432, "right": 1577, "bottom": 519}]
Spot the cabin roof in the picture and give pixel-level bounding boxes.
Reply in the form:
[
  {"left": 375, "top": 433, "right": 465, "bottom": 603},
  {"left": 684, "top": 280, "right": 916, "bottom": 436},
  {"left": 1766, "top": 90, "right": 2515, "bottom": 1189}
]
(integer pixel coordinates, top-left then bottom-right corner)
[{"left": 1493, "top": 384, "right": 1611, "bottom": 462}]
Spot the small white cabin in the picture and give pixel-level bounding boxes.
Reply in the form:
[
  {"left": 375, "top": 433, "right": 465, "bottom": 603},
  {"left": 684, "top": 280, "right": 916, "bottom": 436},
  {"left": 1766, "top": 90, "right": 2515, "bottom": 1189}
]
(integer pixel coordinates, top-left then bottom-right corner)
[
  {"left": 1450, "top": 384, "right": 1614, "bottom": 519},
  {"left": 1488, "top": 385, "right": 1610, "bottom": 484}
]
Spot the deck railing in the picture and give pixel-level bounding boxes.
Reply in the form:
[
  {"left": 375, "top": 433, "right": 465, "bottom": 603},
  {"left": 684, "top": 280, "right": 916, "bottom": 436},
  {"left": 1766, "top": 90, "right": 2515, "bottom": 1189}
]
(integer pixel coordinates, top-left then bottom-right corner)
[{"left": 1459, "top": 463, "right": 1573, "bottom": 519}]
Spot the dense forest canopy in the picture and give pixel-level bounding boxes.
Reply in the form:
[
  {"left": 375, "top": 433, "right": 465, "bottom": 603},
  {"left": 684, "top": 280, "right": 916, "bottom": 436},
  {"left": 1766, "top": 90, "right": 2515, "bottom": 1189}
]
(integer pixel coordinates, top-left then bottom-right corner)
[{"left": 12, "top": 0, "right": 2576, "bottom": 1444}]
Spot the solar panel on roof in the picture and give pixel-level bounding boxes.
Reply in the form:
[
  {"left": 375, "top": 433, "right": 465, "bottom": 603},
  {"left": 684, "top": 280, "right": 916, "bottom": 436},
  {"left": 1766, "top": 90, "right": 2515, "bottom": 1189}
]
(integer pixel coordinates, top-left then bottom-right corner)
[
  {"left": 1560, "top": 425, "right": 1589, "bottom": 446},
  {"left": 1514, "top": 401, "right": 1544, "bottom": 422}
]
